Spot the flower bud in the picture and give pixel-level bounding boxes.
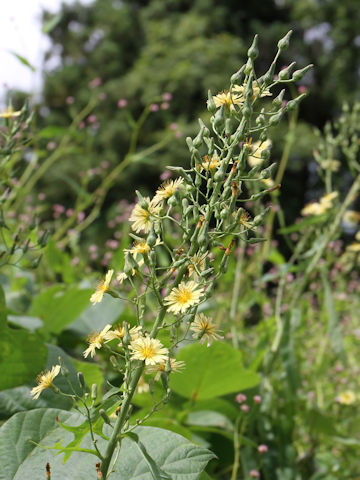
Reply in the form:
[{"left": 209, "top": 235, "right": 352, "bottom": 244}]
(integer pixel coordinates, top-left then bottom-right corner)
[
  {"left": 291, "top": 64, "right": 313, "bottom": 82},
  {"left": 91, "top": 383, "right": 98, "bottom": 400},
  {"left": 99, "top": 409, "right": 112, "bottom": 425},
  {"left": 230, "top": 65, "right": 245, "bottom": 85},
  {"left": 278, "top": 62, "right": 296, "bottom": 80},
  {"left": 277, "top": 30, "right": 292, "bottom": 51},
  {"left": 247, "top": 34, "right": 259, "bottom": 60},
  {"left": 207, "top": 90, "right": 216, "bottom": 113}
]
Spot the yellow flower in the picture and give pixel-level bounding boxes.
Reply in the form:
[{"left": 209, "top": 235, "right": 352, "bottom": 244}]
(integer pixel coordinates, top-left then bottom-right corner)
[
  {"left": 90, "top": 269, "right": 114, "bottom": 305},
  {"left": 301, "top": 201, "right": 326, "bottom": 217},
  {"left": 147, "top": 358, "right": 186, "bottom": 381},
  {"left": 153, "top": 178, "right": 184, "bottom": 203},
  {"left": 355, "top": 230, "right": 360, "bottom": 241},
  {"left": 247, "top": 139, "right": 272, "bottom": 168},
  {"left": 319, "top": 191, "right": 338, "bottom": 208},
  {"left": 104, "top": 323, "right": 142, "bottom": 344},
  {"left": 137, "top": 376, "right": 150, "bottom": 394},
  {"left": 337, "top": 391, "right": 356, "bottom": 405},
  {"left": 129, "top": 335, "right": 168, "bottom": 366},
  {"left": 200, "top": 153, "right": 222, "bottom": 172},
  {"left": 83, "top": 324, "right": 112, "bottom": 358},
  {"left": 30, "top": 365, "right": 61, "bottom": 399},
  {"left": 239, "top": 210, "right": 254, "bottom": 229},
  {"left": 211, "top": 90, "right": 244, "bottom": 109},
  {"left": 116, "top": 271, "right": 128, "bottom": 284},
  {"left": 347, "top": 243, "right": 360, "bottom": 253},
  {"left": 233, "top": 81, "right": 272, "bottom": 101},
  {"left": 319, "top": 159, "right": 340, "bottom": 172},
  {"left": 343, "top": 210, "right": 360, "bottom": 224},
  {"left": 129, "top": 197, "right": 161, "bottom": 233},
  {"left": 187, "top": 253, "right": 207, "bottom": 279},
  {"left": 261, "top": 177, "right": 275, "bottom": 188},
  {"left": 164, "top": 281, "right": 204, "bottom": 314},
  {"left": 124, "top": 238, "right": 162, "bottom": 260},
  {"left": 190, "top": 313, "right": 223, "bottom": 347},
  {"left": 0, "top": 106, "right": 21, "bottom": 119}
]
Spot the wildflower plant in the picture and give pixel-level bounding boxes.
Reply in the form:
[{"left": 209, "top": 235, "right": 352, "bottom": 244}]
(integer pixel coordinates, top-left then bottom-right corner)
[{"left": 28, "top": 32, "right": 313, "bottom": 478}]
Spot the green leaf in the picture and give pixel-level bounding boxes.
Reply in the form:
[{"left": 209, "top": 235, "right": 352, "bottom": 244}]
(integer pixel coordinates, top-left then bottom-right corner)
[
  {"left": 187, "top": 410, "right": 233, "bottom": 431},
  {"left": 0, "top": 408, "right": 72, "bottom": 480},
  {"left": 170, "top": 342, "right": 260, "bottom": 400},
  {"left": 304, "top": 408, "right": 339, "bottom": 436},
  {"left": 9, "top": 51, "right": 36, "bottom": 72},
  {"left": 30, "top": 285, "right": 93, "bottom": 334},
  {"left": 277, "top": 214, "right": 327, "bottom": 234},
  {"left": 0, "top": 328, "right": 47, "bottom": 390},
  {"left": 186, "top": 398, "right": 239, "bottom": 421},
  {"left": 42, "top": 13, "right": 62, "bottom": 34},
  {"left": 69, "top": 294, "right": 123, "bottom": 336},
  {"left": 321, "top": 269, "right": 346, "bottom": 362},
  {"left": 4, "top": 415, "right": 215, "bottom": 480},
  {"left": 0, "top": 284, "right": 7, "bottom": 328},
  {"left": 45, "top": 241, "right": 76, "bottom": 284}
]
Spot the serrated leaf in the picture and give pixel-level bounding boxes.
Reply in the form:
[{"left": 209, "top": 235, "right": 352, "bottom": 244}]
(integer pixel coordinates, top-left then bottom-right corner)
[{"left": 170, "top": 342, "right": 260, "bottom": 400}]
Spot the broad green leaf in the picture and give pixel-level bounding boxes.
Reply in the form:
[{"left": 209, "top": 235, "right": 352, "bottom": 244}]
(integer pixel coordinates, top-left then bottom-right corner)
[
  {"left": 9, "top": 51, "right": 35, "bottom": 71},
  {"left": 4, "top": 412, "right": 215, "bottom": 480},
  {"left": 0, "top": 328, "right": 47, "bottom": 390},
  {"left": 31, "top": 285, "right": 93, "bottom": 334},
  {"left": 0, "top": 344, "right": 84, "bottom": 417},
  {"left": 277, "top": 214, "right": 327, "bottom": 234},
  {"left": 170, "top": 342, "right": 260, "bottom": 400},
  {"left": 186, "top": 398, "right": 239, "bottom": 420},
  {"left": 7, "top": 315, "right": 42, "bottom": 331},
  {"left": 71, "top": 359, "right": 103, "bottom": 391},
  {"left": 187, "top": 410, "right": 233, "bottom": 431},
  {"left": 0, "top": 408, "right": 72, "bottom": 480},
  {"left": 69, "top": 294, "right": 123, "bottom": 336}
]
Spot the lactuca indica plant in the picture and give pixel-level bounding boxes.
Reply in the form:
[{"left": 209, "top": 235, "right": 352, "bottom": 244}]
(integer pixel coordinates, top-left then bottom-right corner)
[{"left": 31, "top": 31, "right": 312, "bottom": 479}]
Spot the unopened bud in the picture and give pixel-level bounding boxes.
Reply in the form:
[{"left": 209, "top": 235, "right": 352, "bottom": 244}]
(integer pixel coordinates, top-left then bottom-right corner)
[
  {"left": 292, "top": 64, "right": 313, "bottom": 82},
  {"left": 277, "top": 30, "right": 292, "bottom": 51}
]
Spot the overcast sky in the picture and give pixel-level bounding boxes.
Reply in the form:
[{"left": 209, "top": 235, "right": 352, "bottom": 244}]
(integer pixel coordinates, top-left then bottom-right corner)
[{"left": 0, "top": 0, "right": 93, "bottom": 103}]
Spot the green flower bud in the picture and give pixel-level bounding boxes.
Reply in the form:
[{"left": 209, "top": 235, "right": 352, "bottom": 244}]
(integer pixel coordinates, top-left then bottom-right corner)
[
  {"left": 100, "top": 409, "right": 112, "bottom": 425},
  {"left": 135, "top": 190, "right": 149, "bottom": 209},
  {"left": 244, "top": 58, "right": 253, "bottom": 76},
  {"left": 146, "top": 226, "right": 157, "bottom": 247},
  {"left": 207, "top": 90, "right": 216, "bottom": 113},
  {"left": 291, "top": 64, "right": 313, "bottom": 82},
  {"left": 230, "top": 65, "right": 245, "bottom": 84},
  {"left": 247, "top": 34, "right": 259, "bottom": 60},
  {"left": 91, "top": 383, "right": 98, "bottom": 400},
  {"left": 77, "top": 372, "right": 86, "bottom": 390},
  {"left": 248, "top": 237, "right": 267, "bottom": 244},
  {"left": 278, "top": 62, "right": 296, "bottom": 80},
  {"left": 272, "top": 89, "right": 285, "bottom": 108},
  {"left": 269, "top": 110, "right": 285, "bottom": 126},
  {"left": 260, "top": 162, "right": 276, "bottom": 178},
  {"left": 277, "top": 30, "right": 292, "bottom": 51},
  {"left": 286, "top": 93, "right": 308, "bottom": 111}
]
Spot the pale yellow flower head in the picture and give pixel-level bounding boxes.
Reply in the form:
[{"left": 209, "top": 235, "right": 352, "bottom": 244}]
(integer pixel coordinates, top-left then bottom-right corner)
[
  {"left": 137, "top": 376, "right": 150, "bottom": 394},
  {"left": 301, "top": 202, "right": 327, "bottom": 217},
  {"left": 30, "top": 365, "right": 61, "bottom": 399},
  {"left": 187, "top": 253, "right": 207, "bottom": 279},
  {"left": 129, "top": 335, "right": 168, "bottom": 366},
  {"left": 83, "top": 324, "right": 112, "bottom": 358},
  {"left": 104, "top": 323, "right": 142, "bottom": 344},
  {"left": 153, "top": 178, "right": 184, "bottom": 204},
  {"left": 147, "top": 358, "right": 186, "bottom": 381},
  {"left": 200, "top": 153, "right": 221, "bottom": 172},
  {"left": 129, "top": 197, "right": 161, "bottom": 233},
  {"left": 190, "top": 313, "right": 223, "bottom": 347},
  {"left": 346, "top": 242, "right": 360, "bottom": 253},
  {"left": 211, "top": 90, "right": 244, "bottom": 109},
  {"left": 319, "top": 191, "right": 338, "bottom": 208},
  {"left": 319, "top": 159, "right": 340, "bottom": 172},
  {"left": 337, "top": 391, "right": 356, "bottom": 405},
  {"left": 233, "top": 81, "right": 272, "bottom": 101},
  {"left": 247, "top": 139, "right": 272, "bottom": 168},
  {"left": 90, "top": 269, "right": 114, "bottom": 305},
  {"left": 164, "top": 281, "right": 204, "bottom": 315},
  {"left": 343, "top": 210, "right": 360, "bottom": 224},
  {"left": 0, "top": 106, "right": 21, "bottom": 119}
]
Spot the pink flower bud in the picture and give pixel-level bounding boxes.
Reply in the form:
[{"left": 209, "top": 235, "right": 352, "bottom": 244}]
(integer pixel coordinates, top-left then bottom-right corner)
[
  {"left": 235, "top": 393, "right": 247, "bottom": 403},
  {"left": 258, "top": 444, "right": 268, "bottom": 454},
  {"left": 253, "top": 395, "right": 262, "bottom": 404}
]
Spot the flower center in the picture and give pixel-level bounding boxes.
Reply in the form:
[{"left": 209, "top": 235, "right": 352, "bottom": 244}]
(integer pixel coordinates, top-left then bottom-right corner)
[{"left": 177, "top": 290, "right": 192, "bottom": 305}]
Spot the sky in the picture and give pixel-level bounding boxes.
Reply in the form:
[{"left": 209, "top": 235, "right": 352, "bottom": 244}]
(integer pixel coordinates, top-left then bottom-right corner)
[{"left": 0, "top": 0, "right": 93, "bottom": 103}]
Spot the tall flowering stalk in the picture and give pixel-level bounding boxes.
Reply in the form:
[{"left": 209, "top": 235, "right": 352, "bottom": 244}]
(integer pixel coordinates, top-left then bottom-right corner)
[{"left": 31, "top": 31, "right": 311, "bottom": 479}]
